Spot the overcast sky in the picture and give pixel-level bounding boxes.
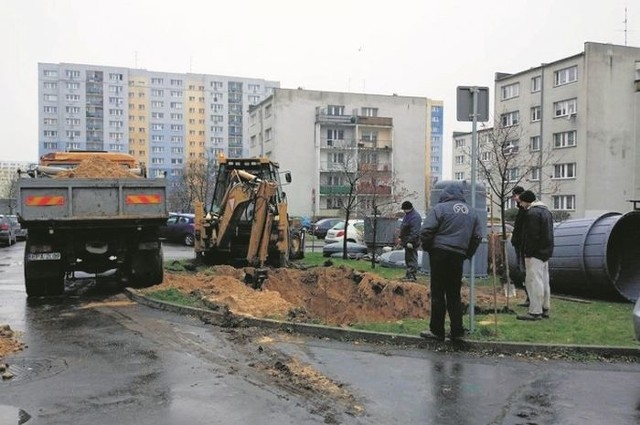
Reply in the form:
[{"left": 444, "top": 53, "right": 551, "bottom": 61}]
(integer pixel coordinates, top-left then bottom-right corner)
[{"left": 2, "top": 0, "right": 637, "bottom": 177}]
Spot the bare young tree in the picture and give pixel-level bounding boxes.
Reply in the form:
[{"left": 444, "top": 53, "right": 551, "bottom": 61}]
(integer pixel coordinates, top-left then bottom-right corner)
[
  {"left": 326, "top": 147, "right": 417, "bottom": 259},
  {"left": 466, "top": 119, "right": 559, "bottom": 292},
  {"left": 168, "top": 157, "right": 217, "bottom": 212}
]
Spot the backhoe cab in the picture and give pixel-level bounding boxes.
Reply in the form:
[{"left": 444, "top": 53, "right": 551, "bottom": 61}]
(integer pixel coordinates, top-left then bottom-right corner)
[{"left": 194, "top": 156, "right": 304, "bottom": 286}]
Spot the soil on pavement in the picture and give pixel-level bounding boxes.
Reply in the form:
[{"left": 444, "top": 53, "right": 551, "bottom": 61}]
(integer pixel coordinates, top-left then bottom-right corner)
[{"left": 0, "top": 325, "right": 24, "bottom": 360}]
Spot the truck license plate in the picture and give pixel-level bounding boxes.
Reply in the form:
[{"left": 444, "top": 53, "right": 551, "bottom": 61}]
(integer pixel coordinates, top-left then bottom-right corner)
[{"left": 27, "top": 252, "right": 62, "bottom": 261}]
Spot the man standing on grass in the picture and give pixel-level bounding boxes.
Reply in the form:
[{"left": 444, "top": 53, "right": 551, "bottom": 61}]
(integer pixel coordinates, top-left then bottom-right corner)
[
  {"left": 516, "top": 190, "right": 554, "bottom": 321},
  {"left": 398, "top": 201, "right": 422, "bottom": 281},
  {"left": 419, "top": 183, "right": 482, "bottom": 341}
]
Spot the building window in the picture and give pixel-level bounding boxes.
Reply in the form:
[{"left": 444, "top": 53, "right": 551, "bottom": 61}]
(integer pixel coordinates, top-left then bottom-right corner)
[
  {"left": 151, "top": 77, "right": 164, "bottom": 85},
  {"left": 170, "top": 102, "right": 183, "bottom": 109},
  {"left": 66, "top": 142, "right": 81, "bottom": 150},
  {"left": 151, "top": 123, "right": 164, "bottom": 131},
  {"left": 530, "top": 136, "right": 541, "bottom": 151},
  {"left": 109, "top": 109, "right": 123, "bottom": 116},
  {"left": 248, "top": 95, "right": 260, "bottom": 105},
  {"left": 530, "top": 167, "right": 541, "bottom": 181},
  {"left": 66, "top": 94, "right": 80, "bottom": 101},
  {"left": 500, "top": 111, "right": 520, "bottom": 127},
  {"left": 151, "top": 101, "right": 164, "bottom": 108},
  {"left": 553, "top": 130, "right": 577, "bottom": 148},
  {"left": 553, "top": 163, "right": 576, "bottom": 179},
  {"left": 151, "top": 158, "right": 164, "bottom": 164},
  {"left": 454, "top": 172, "right": 465, "bottom": 180},
  {"left": 151, "top": 89, "right": 164, "bottom": 97},
  {"left": 248, "top": 83, "right": 260, "bottom": 93},
  {"left": 43, "top": 70, "right": 58, "bottom": 78},
  {"left": 500, "top": 82, "right": 520, "bottom": 100},
  {"left": 66, "top": 130, "right": 81, "bottom": 138},
  {"left": 109, "top": 73, "right": 123, "bottom": 81},
  {"left": 554, "top": 65, "right": 578, "bottom": 86},
  {"left": 44, "top": 118, "right": 58, "bottom": 125},
  {"left": 531, "top": 75, "right": 542, "bottom": 92},
  {"left": 553, "top": 98, "right": 577, "bottom": 117},
  {"left": 480, "top": 152, "right": 491, "bottom": 161},
  {"left": 327, "top": 129, "right": 344, "bottom": 141},
  {"left": 507, "top": 167, "right": 519, "bottom": 182},
  {"left": 553, "top": 195, "right": 575, "bottom": 210},
  {"left": 43, "top": 82, "right": 58, "bottom": 89},
  {"left": 171, "top": 136, "right": 183, "bottom": 143},
  {"left": 531, "top": 106, "right": 541, "bottom": 122},
  {"left": 65, "top": 106, "right": 81, "bottom": 114},
  {"left": 361, "top": 107, "right": 378, "bottom": 117},
  {"left": 44, "top": 94, "right": 58, "bottom": 101},
  {"left": 327, "top": 105, "right": 344, "bottom": 116},
  {"left": 43, "top": 106, "right": 57, "bottom": 113},
  {"left": 109, "top": 85, "right": 123, "bottom": 94},
  {"left": 43, "top": 130, "right": 58, "bottom": 137},
  {"left": 43, "top": 142, "right": 58, "bottom": 149},
  {"left": 265, "top": 104, "right": 272, "bottom": 117},
  {"left": 212, "top": 114, "right": 223, "bottom": 123},
  {"left": 170, "top": 124, "right": 183, "bottom": 131},
  {"left": 65, "top": 70, "right": 80, "bottom": 78},
  {"left": 455, "top": 155, "right": 465, "bottom": 165},
  {"left": 151, "top": 112, "right": 164, "bottom": 119},
  {"left": 265, "top": 128, "right": 272, "bottom": 141},
  {"left": 151, "top": 135, "right": 164, "bottom": 142},
  {"left": 330, "top": 153, "right": 345, "bottom": 164},
  {"left": 454, "top": 139, "right": 465, "bottom": 148},
  {"left": 170, "top": 79, "right": 183, "bottom": 86}
]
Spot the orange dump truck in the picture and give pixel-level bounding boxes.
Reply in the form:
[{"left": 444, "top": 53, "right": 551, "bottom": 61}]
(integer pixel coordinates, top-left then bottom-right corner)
[{"left": 17, "top": 152, "right": 167, "bottom": 297}]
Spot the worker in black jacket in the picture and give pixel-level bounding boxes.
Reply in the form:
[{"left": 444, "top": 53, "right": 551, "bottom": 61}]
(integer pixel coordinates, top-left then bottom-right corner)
[
  {"left": 398, "top": 201, "right": 422, "bottom": 281},
  {"left": 510, "top": 186, "right": 529, "bottom": 306},
  {"left": 419, "top": 183, "right": 483, "bottom": 341},
  {"left": 516, "top": 190, "right": 554, "bottom": 321}
]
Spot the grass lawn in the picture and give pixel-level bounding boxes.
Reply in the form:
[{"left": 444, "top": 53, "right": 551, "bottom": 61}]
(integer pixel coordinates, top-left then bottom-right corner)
[{"left": 297, "top": 253, "right": 640, "bottom": 348}]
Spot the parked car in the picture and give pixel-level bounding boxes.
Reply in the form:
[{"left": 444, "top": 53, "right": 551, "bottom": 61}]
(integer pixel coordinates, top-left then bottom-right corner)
[
  {"left": 7, "top": 215, "right": 27, "bottom": 241},
  {"left": 325, "top": 220, "right": 365, "bottom": 245},
  {"left": 312, "top": 218, "right": 342, "bottom": 239},
  {"left": 378, "top": 249, "right": 425, "bottom": 268},
  {"left": 159, "top": 213, "right": 196, "bottom": 246},
  {"left": 634, "top": 296, "right": 640, "bottom": 341},
  {"left": 290, "top": 216, "right": 312, "bottom": 231},
  {"left": 322, "top": 241, "right": 368, "bottom": 258},
  {"left": 0, "top": 214, "right": 17, "bottom": 246}
]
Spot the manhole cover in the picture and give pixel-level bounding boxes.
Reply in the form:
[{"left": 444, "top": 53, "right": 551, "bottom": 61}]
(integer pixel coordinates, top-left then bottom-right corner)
[{"left": 1, "top": 357, "right": 67, "bottom": 385}]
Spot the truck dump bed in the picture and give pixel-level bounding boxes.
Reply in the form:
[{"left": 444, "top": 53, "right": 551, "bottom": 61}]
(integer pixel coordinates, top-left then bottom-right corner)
[{"left": 17, "top": 178, "right": 168, "bottom": 227}]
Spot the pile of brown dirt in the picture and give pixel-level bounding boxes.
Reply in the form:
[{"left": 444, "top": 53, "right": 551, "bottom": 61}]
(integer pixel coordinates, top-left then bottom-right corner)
[
  {"left": 0, "top": 325, "right": 24, "bottom": 360},
  {"left": 152, "top": 265, "right": 518, "bottom": 326},
  {"left": 54, "top": 156, "right": 139, "bottom": 178}
]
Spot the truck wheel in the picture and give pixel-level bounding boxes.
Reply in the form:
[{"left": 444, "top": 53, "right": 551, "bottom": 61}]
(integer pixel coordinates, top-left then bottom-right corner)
[
  {"left": 131, "top": 249, "right": 163, "bottom": 288},
  {"left": 184, "top": 233, "right": 195, "bottom": 247}
]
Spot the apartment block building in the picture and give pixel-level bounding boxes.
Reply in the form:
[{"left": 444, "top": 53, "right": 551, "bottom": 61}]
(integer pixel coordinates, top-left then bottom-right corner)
[
  {"left": 452, "top": 42, "right": 640, "bottom": 218},
  {"left": 247, "top": 88, "right": 441, "bottom": 217},
  {"left": 38, "top": 63, "right": 279, "bottom": 179}
]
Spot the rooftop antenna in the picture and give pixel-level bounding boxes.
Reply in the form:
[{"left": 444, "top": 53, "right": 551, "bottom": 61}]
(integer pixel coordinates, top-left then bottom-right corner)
[{"left": 624, "top": 6, "right": 628, "bottom": 46}]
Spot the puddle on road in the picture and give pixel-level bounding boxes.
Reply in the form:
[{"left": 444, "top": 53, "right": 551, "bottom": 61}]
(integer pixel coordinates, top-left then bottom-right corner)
[{"left": 0, "top": 405, "right": 31, "bottom": 424}]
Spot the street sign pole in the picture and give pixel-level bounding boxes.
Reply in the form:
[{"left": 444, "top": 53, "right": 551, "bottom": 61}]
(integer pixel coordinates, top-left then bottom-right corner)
[
  {"left": 456, "top": 85, "right": 488, "bottom": 334},
  {"left": 469, "top": 87, "right": 478, "bottom": 334}
]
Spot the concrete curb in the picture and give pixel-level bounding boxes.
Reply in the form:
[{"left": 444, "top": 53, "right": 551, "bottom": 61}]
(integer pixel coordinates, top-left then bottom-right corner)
[{"left": 124, "top": 288, "right": 640, "bottom": 361}]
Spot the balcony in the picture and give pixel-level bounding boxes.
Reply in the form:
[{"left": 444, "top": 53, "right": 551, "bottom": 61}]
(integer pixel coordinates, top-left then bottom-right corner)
[
  {"left": 316, "top": 107, "right": 355, "bottom": 124},
  {"left": 356, "top": 182, "right": 392, "bottom": 195},
  {"left": 356, "top": 116, "right": 393, "bottom": 127},
  {"left": 319, "top": 185, "right": 351, "bottom": 195}
]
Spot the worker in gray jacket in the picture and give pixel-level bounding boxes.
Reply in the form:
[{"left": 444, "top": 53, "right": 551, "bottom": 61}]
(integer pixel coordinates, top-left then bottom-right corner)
[
  {"left": 420, "top": 183, "right": 483, "bottom": 341},
  {"left": 398, "top": 200, "right": 422, "bottom": 281}
]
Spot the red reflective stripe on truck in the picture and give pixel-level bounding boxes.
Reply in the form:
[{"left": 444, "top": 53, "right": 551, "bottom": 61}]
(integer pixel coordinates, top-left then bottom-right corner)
[
  {"left": 25, "top": 195, "right": 65, "bottom": 206},
  {"left": 125, "top": 194, "right": 162, "bottom": 204}
]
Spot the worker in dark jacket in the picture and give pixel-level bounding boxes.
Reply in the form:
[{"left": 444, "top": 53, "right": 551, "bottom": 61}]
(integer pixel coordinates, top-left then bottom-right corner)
[
  {"left": 510, "top": 186, "right": 529, "bottom": 306},
  {"left": 516, "top": 190, "right": 554, "bottom": 321},
  {"left": 419, "top": 183, "right": 483, "bottom": 341},
  {"left": 398, "top": 201, "right": 422, "bottom": 281}
]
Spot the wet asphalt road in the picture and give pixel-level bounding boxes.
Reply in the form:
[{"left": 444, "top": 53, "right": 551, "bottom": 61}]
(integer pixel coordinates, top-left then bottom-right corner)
[{"left": 1, "top": 241, "right": 640, "bottom": 425}]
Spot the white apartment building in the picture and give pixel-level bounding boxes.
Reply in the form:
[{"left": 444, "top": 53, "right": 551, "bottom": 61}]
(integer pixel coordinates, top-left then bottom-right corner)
[
  {"left": 247, "top": 88, "right": 441, "bottom": 218},
  {"left": 0, "top": 161, "right": 32, "bottom": 197},
  {"left": 453, "top": 42, "right": 640, "bottom": 218}
]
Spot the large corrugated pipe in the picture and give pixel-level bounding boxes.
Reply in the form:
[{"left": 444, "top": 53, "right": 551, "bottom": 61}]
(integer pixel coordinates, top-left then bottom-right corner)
[{"left": 534, "top": 211, "right": 640, "bottom": 302}]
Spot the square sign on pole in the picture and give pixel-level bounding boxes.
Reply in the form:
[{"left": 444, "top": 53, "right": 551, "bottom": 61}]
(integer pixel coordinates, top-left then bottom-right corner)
[{"left": 456, "top": 86, "right": 489, "bottom": 122}]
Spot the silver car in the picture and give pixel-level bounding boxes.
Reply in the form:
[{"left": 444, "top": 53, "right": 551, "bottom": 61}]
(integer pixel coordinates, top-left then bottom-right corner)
[
  {"left": 634, "top": 296, "right": 640, "bottom": 341},
  {"left": 7, "top": 215, "right": 27, "bottom": 241},
  {"left": 0, "top": 214, "right": 17, "bottom": 246}
]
